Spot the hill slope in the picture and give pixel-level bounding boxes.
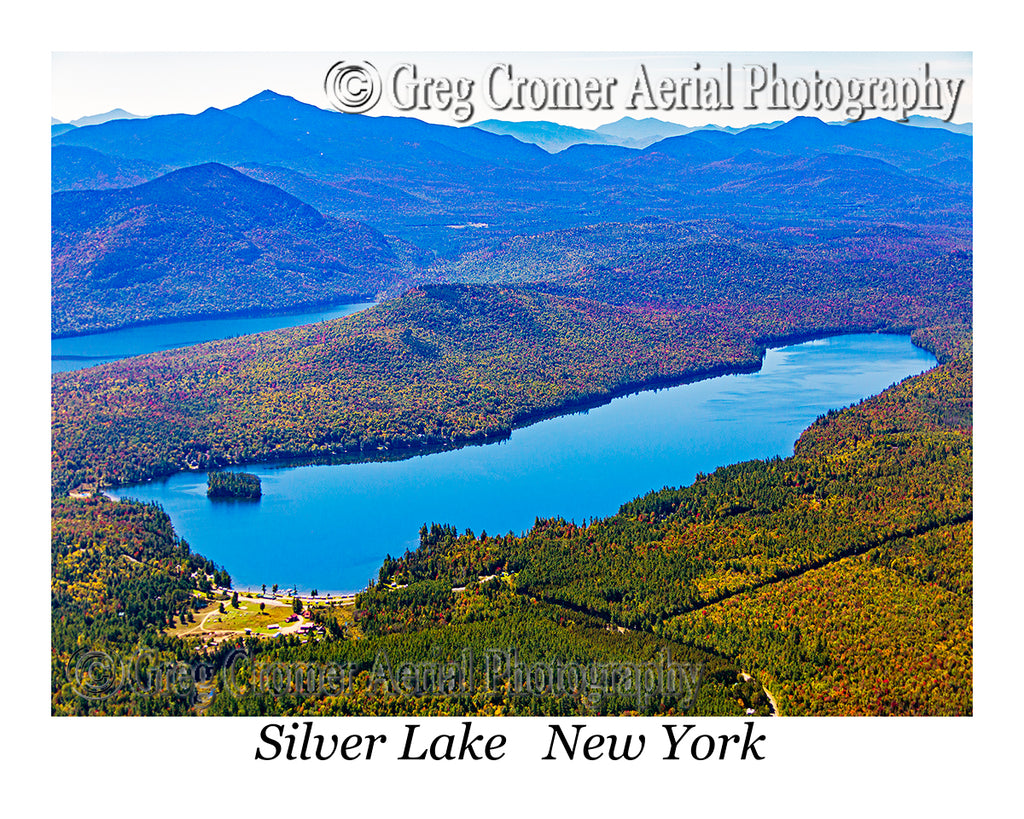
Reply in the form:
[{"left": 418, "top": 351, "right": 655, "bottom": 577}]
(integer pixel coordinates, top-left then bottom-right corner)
[{"left": 52, "top": 163, "right": 416, "bottom": 335}]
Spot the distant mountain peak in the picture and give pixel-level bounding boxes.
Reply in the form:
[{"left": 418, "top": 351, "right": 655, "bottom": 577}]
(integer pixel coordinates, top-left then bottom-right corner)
[
  {"left": 594, "top": 117, "right": 693, "bottom": 143},
  {"left": 69, "top": 108, "right": 144, "bottom": 128},
  {"left": 777, "top": 115, "right": 831, "bottom": 131},
  {"left": 850, "top": 116, "right": 908, "bottom": 129},
  {"left": 603, "top": 116, "right": 663, "bottom": 126},
  {"left": 904, "top": 115, "right": 973, "bottom": 135},
  {"left": 157, "top": 161, "right": 242, "bottom": 180},
  {"left": 239, "top": 89, "right": 304, "bottom": 106},
  {"left": 140, "top": 163, "right": 302, "bottom": 200}
]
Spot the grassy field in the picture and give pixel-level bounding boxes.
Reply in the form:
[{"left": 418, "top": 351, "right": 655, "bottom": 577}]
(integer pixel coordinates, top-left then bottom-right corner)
[
  {"left": 206, "top": 599, "right": 295, "bottom": 634},
  {"left": 167, "top": 595, "right": 298, "bottom": 640},
  {"left": 165, "top": 591, "right": 362, "bottom": 648}
]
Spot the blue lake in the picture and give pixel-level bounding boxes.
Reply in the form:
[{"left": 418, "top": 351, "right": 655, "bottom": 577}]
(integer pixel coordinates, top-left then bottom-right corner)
[
  {"left": 51, "top": 302, "right": 373, "bottom": 373},
  {"left": 107, "top": 333, "right": 936, "bottom": 594}
]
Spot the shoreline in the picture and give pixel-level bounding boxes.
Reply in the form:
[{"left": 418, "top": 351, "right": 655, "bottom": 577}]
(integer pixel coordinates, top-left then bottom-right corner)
[
  {"left": 50, "top": 298, "right": 378, "bottom": 341},
  {"left": 232, "top": 587, "right": 361, "bottom": 602},
  {"left": 82, "top": 325, "right": 935, "bottom": 492},
  {"left": 93, "top": 328, "right": 941, "bottom": 600}
]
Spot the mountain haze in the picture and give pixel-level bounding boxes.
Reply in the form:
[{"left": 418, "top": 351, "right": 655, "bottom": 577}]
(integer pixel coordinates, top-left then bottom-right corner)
[{"left": 51, "top": 90, "right": 972, "bottom": 331}]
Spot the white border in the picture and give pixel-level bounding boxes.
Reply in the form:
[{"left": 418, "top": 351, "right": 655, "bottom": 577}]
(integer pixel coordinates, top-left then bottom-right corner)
[{"left": 11, "top": 1, "right": 1019, "bottom": 815}]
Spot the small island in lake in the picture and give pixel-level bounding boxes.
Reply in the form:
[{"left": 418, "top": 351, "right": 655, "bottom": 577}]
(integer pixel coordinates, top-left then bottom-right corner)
[{"left": 207, "top": 471, "right": 261, "bottom": 499}]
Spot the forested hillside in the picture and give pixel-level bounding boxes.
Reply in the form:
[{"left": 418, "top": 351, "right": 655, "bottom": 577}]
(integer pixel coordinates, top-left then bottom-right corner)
[
  {"left": 51, "top": 497, "right": 231, "bottom": 715},
  {"left": 337, "top": 327, "right": 972, "bottom": 715},
  {"left": 50, "top": 92, "right": 973, "bottom": 718},
  {"left": 51, "top": 255, "right": 969, "bottom": 495},
  {"left": 52, "top": 163, "right": 419, "bottom": 335},
  {"left": 51, "top": 327, "right": 971, "bottom": 716}
]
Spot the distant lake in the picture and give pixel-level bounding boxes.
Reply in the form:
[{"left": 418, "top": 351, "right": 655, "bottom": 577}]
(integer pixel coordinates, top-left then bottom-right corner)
[
  {"left": 107, "top": 333, "right": 936, "bottom": 594},
  {"left": 51, "top": 302, "right": 374, "bottom": 373}
]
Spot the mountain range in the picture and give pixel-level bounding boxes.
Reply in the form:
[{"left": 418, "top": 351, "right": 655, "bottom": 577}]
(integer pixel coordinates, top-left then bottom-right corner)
[
  {"left": 472, "top": 115, "right": 786, "bottom": 151},
  {"left": 51, "top": 90, "right": 972, "bottom": 334}
]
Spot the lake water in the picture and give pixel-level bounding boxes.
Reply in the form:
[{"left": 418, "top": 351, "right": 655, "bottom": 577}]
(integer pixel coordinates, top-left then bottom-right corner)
[
  {"left": 51, "top": 302, "right": 374, "bottom": 373},
  {"left": 107, "top": 333, "right": 936, "bottom": 594}
]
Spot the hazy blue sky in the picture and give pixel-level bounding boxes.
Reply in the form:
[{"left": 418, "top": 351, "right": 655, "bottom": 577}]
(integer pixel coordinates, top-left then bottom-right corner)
[{"left": 52, "top": 51, "right": 972, "bottom": 128}]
